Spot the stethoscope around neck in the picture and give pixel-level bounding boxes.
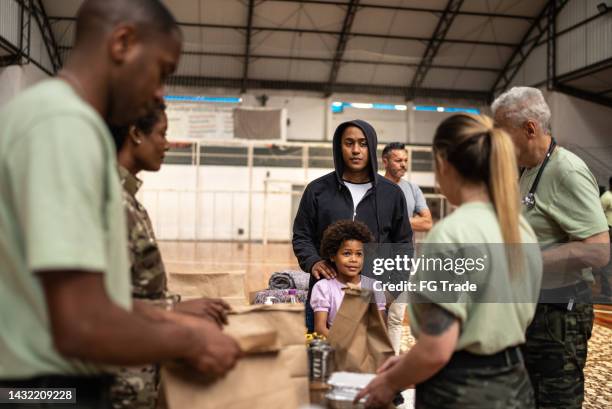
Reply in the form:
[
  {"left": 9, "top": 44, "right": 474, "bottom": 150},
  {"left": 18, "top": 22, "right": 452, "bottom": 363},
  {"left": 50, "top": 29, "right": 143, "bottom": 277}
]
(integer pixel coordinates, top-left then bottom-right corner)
[{"left": 520, "top": 137, "right": 557, "bottom": 210}]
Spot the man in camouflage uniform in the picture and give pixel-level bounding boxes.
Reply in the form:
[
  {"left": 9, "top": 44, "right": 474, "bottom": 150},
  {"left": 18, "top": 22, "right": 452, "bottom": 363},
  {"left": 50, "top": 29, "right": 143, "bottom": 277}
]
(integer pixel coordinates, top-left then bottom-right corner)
[{"left": 492, "top": 87, "right": 610, "bottom": 408}]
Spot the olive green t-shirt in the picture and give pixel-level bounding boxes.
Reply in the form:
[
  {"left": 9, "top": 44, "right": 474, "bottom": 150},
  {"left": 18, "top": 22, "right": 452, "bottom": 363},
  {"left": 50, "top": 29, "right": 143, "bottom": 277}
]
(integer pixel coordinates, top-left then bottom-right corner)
[
  {"left": 601, "top": 190, "right": 612, "bottom": 227},
  {"left": 519, "top": 146, "right": 608, "bottom": 287},
  {"left": 408, "top": 202, "right": 543, "bottom": 355},
  {"left": 0, "top": 79, "right": 132, "bottom": 378}
]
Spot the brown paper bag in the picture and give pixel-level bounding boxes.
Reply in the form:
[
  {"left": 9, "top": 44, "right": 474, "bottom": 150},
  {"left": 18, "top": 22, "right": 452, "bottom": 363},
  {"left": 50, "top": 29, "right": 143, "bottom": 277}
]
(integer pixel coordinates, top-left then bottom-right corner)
[
  {"left": 162, "top": 304, "right": 307, "bottom": 409},
  {"left": 278, "top": 344, "right": 308, "bottom": 377},
  {"left": 162, "top": 353, "right": 296, "bottom": 409},
  {"left": 291, "top": 376, "right": 310, "bottom": 406},
  {"left": 328, "top": 286, "right": 394, "bottom": 373},
  {"left": 228, "top": 304, "right": 306, "bottom": 347},
  {"left": 167, "top": 271, "right": 246, "bottom": 299}
]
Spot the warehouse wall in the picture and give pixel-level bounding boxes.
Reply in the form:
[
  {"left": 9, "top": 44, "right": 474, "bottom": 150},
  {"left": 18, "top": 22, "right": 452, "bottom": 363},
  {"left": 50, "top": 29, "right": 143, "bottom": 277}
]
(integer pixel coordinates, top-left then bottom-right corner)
[
  {"left": 0, "top": 64, "right": 48, "bottom": 108},
  {"left": 145, "top": 87, "right": 612, "bottom": 242},
  {"left": 508, "top": 0, "right": 612, "bottom": 90},
  {"left": 0, "top": 67, "right": 22, "bottom": 106},
  {"left": 557, "top": 0, "right": 612, "bottom": 77},
  {"left": 547, "top": 90, "right": 612, "bottom": 185},
  {"left": 138, "top": 162, "right": 437, "bottom": 242},
  {"left": 149, "top": 90, "right": 459, "bottom": 241},
  {"left": 165, "top": 85, "right": 485, "bottom": 144}
]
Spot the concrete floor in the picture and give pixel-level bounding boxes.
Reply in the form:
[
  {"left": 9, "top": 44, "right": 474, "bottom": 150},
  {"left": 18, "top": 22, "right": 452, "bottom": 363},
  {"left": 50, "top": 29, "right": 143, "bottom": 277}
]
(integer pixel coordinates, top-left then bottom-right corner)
[{"left": 160, "top": 241, "right": 612, "bottom": 408}]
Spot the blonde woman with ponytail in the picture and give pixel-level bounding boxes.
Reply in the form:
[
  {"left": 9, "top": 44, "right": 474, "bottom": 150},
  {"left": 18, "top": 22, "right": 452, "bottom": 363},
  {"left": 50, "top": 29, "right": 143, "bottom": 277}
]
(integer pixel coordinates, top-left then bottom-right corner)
[{"left": 356, "top": 114, "right": 543, "bottom": 409}]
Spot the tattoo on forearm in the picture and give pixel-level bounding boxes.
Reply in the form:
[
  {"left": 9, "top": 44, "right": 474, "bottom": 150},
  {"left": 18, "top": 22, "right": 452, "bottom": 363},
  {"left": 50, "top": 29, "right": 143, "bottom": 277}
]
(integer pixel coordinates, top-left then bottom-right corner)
[{"left": 413, "top": 303, "right": 455, "bottom": 336}]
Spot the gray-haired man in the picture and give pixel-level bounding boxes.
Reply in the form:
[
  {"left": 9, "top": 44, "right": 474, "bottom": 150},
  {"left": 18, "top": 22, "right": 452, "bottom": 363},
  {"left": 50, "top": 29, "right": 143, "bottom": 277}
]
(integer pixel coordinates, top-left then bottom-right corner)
[
  {"left": 382, "top": 142, "right": 432, "bottom": 354},
  {"left": 492, "top": 87, "right": 609, "bottom": 408}
]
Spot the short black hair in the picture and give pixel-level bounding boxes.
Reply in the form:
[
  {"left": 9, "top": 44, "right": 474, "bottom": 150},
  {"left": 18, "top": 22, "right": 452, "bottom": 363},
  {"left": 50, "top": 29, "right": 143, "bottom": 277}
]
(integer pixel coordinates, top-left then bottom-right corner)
[
  {"left": 319, "top": 220, "right": 374, "bottom": 260},
  {"left": 609, "top": 176, "right": 612, "bottom": 189},
  {"left": 382, "top": 142, "right": 406, "bottom": 158},
  {"left": 75, "top": 0, "right": 180, "bottom": 44},
  {"left": 109, "top": 102, "right": 167, "bottom": 151},
  {"left": 135, "top": 0, "right": 178, "bottom": 33}
]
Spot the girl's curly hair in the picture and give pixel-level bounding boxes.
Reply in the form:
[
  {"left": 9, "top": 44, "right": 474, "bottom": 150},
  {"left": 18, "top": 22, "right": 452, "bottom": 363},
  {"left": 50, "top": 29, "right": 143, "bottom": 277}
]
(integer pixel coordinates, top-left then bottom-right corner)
[{"left": 319, "top": 220, "right": 374, "bottom": 260}]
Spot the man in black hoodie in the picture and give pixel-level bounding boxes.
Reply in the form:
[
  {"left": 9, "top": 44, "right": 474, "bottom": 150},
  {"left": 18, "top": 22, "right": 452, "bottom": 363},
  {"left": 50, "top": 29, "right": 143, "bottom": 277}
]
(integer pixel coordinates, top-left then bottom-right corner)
[{"left": 293, "top": 119, "right": 413, "bottom": 331}]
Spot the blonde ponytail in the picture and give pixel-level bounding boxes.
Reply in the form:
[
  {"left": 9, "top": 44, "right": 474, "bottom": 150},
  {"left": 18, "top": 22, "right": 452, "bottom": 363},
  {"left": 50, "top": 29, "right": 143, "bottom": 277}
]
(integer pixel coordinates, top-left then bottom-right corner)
[
  {"left": 433, "top": 114, "right": 525, "bottom": 279},
  {"left": 487, "top": 126, "right": 524, "bottom": 278}
]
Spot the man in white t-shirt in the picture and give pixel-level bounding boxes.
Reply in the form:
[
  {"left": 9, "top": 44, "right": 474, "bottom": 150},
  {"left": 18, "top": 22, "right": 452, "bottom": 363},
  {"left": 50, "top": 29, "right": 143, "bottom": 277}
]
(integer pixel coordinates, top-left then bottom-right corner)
[{"left": 382, "top": 142, "right": 433, "bottom": 354}]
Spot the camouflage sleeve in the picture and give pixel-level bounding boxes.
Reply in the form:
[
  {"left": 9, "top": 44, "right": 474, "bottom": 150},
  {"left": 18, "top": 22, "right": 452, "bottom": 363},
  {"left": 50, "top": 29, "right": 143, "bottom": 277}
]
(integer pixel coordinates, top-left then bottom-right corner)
[{"left": 123, "top": 192, "right": 169, "bottom": 299}]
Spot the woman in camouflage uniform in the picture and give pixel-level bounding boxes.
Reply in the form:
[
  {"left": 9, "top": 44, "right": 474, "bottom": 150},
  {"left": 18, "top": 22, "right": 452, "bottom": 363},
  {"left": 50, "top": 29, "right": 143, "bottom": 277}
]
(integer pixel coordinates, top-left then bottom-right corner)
[
  {"left": 355, "top": 115, "right": 543, "bottom": 409},
  {"left": 110, "top": 104, "right": 230, "bottom": 409}
]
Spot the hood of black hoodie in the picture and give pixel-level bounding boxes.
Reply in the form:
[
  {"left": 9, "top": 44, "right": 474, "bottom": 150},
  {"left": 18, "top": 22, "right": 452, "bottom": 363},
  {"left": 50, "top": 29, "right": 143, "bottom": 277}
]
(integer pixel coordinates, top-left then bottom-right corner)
[{"left": 332, "top": 119, "right": 378, "bottom": 185}]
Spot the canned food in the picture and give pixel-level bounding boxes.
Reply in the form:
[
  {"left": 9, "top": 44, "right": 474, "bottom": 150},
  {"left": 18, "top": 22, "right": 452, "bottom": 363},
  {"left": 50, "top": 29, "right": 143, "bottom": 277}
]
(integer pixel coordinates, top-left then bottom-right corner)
[{"left": 308, "top": 339, "right": 335, "bottom": 382}]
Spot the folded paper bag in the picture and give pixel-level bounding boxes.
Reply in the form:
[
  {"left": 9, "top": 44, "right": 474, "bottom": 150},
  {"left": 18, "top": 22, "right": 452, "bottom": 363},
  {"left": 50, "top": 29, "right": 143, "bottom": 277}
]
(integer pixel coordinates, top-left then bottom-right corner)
[
  {"left": 168, "top": 271, "right": 246, "bottom": 299},
  {"left": 278, "top": 344, "right": 308, "bottom": 378},
  {"left": 228, "top": 304, "right": 306, "bottom": 347},
  {"left": 162, "top": 353, "right": 297, "bottom": 409},
  {"left": 162, "top": 303, "right": 305, "bottom": 409},
  {"left": 328, "top": 285, "right": 394, "bottom": 374}
]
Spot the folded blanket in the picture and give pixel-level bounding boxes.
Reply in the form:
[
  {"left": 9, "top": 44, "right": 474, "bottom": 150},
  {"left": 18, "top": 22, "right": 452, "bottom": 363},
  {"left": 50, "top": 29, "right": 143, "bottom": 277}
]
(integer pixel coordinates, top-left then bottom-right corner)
[
  {"left": 269, "top": 270, "right": 310, "bottom": 291},
  {"left": 268, "top": 272, "right": 295, "bottom": 290},
  {"left": 290, "top": 270, "right": 310, "bottom": 291}
]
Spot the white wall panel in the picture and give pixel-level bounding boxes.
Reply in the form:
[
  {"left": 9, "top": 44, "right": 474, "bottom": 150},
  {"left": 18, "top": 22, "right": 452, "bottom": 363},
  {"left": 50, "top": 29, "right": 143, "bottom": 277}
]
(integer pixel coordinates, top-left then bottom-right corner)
[
  {"left": 413, "top": 110, "right": 455, "bottom": 144},
  {"left": 29, "top": 16, "right": 53, "bottom": 73},
  {"left": 508, "top": 44, "right": 546, "bottom": 88},
  {"left": 0, "top": 0, "right": 21, "bottom": 48},
  {"left": 585, "top": 13, "right": 612, "bottom": 65},
  {"left": 557, "top": 25, "right": 586, "bottom": 76},
  {"left": 557, "top": 0, "right": 612, "bottom": 76},
  {"left": 141, "top": 157, "right": 441, "bottom": 242},
  {"left": 0, "top": 63, "right": 48, "bottom": 107},
  {"left": 263, "top": 95, "right": 326, "bottom": 141},
  {"left": 0, "top": 66, "right": 22, "bottom": 107},
  {"left": 558, "top": 0, "right": 587, "bottom": 31},
  {"left": 523, "top": 44, "right": 547, "bottom": 86},
  {"left": 546, "top": 90, "right": 612, "bottom": 184},
  {"left": 331, "top": 106, "right": 408, "bottom": 143}
]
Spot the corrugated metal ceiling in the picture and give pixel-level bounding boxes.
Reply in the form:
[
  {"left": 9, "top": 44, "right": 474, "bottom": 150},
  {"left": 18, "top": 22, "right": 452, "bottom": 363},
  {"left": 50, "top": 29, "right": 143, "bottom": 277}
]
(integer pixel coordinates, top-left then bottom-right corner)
[{"left": 42, "top": 0, "right": 550, "bottom": 100}]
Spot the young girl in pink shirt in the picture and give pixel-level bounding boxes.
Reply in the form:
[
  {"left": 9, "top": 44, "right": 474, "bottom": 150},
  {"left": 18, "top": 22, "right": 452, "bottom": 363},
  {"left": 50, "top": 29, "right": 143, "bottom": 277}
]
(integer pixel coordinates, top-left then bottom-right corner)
[{"left": 310, "top": 220, "right": 386, "bottom": 337}]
